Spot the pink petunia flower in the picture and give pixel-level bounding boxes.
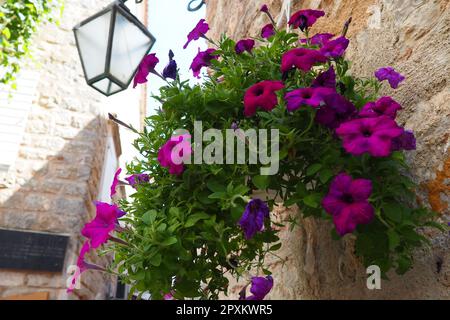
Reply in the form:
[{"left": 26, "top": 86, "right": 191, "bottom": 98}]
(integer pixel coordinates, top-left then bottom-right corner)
[
  {"left": 284, "top": 87, "right": 334, "bottom": 112},
  {"left": 281, "top": 48, "right": 327, "bottom": 73},
  {"left": 300, "top": 33, "right": 334, "bottom": 46},
  {"left": 320, "top": 36, "right": 350, "bottom": 58},
  {"left": 133, "top": 54, "right": 159, "bottom": 88},
  {"left": 157, "top": 134, "right": 192, "bottom": 175},
  {"left": 261, "top": 23, "right": 275, "bottom": 39},
  {"left": 359, "top": 96, "right": 402, "bottom": 119},
  {"left": 243, "top": 80, "right": 285, "bottom": 117},
  {"left": 235, "top": 39, "right": 255, "bottom": 54},
  {"left": 288, "top": 9, "right": 325, "bottom": 31},
  {"left": 375, "top": 67, "right": 405, "bottom": 89},
  {"left": 183, "top": 19, "right": 209, "bottom": 49},
  {"left": 190, "top": 48, "right": 218, "bottom": 78},
  {"left": 110, "top": 168, "right": 121, "bottom": 198}
]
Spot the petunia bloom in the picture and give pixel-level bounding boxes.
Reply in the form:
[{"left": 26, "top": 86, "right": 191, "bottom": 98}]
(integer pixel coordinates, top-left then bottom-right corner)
[
  {"left": 315, "top": 93, "right": 357, "bottom": 129},
  {"left": 133, "top": 54, "right": 159, "bottom": 88},
  {"left": 110, "top": 168, "right": 121, "bottom": 198},
  {"left": 190, "top": 48, "right": 218, "bottom": 78},
  {"left": 300, "top": 33, "right": 334, "bottom": 46},
  {"left": 240, "top": 275, "right": 274, "bottom": 300},
  {"left": 288, "top": 9, "right": 325, "bottom": 31},
  {"left": 320, "top": 36, "right": 349, "bottom": 58},
  {"left": 125, "top": 174, "right": 150, "bottom": 188},
  {"left": 359, "top": 96, "right": 402, "bottom": 119},
  {"left": 235, "top": 39, "right": 255, "bottom": 54},
  {"left": 322, "top": 173, "right": 374, "bottom": 236},
  {"left": 162, "top": 50, "right": 177, "bottom": 80},
  {"left": 375, "top": 67, "right": 405, "bottom": 89},
  {"left": 183, "top": 19, "right": 209, "bottom": 49},
  {"left": 312, "top": 66, "right": 336, "bottom": 88},
  {"left": 238, "top": 199, "right": 270, "bottom": 240},
  {"left": 336, "top": 116, "right": 404, "bottom": 157},
  {"left": 243, "top": 80, "right": 284, "bottom": 117},
  {"left": 281, "top": 48, "right": 327, "bottom": 73},
  {"left": 261, "top": 23, "right": 275, "bottom": 39},
  {"left": 260, "top": 4, "right": 269, "bottom": 13},
  {"left": 157, "top": 134, "right": 192, "bottom": 175},
  {"left": 284, "top": 87, "right": 334, "bottom": 112},
  {"left": 391, "top": 129, "right": 416, "bottom": 151},
  {"left": 81, "top": 202, "right": 126, "bottom": 249}
]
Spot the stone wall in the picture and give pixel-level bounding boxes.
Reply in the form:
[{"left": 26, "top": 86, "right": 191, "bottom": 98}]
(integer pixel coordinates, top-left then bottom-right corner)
[
  {"left": 0, "top": 0, "right": 119, "bottom": 300},
  {"left": 207, "top": 0, "right": 449, "bottom": 299}
]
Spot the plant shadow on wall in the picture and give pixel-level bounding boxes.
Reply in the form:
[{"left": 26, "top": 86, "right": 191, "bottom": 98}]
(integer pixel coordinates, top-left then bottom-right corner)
[
  {"left": 69, "top": 6, "right": 448, "bottom": 300},
  {"left": 0, "top": 117, "right": 113, "bottom": 300}
]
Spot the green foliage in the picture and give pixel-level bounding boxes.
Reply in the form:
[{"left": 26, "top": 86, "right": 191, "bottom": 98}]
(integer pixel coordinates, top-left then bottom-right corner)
[
  {"left": 0, "top": 0, "right": 62, "bottom": 85},
  {"left": 110, "top": 29, "right": 445, "bottom": 299}
]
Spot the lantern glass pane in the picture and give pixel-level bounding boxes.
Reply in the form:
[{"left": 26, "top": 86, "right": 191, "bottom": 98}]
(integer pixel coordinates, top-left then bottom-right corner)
[
  {"left": 91, "top": 78, "right": 110, "bottom": 93},
  {"left": 74, "top": 10, "right": 112, "bottom": 80},
  {"left": 109, "top": 10, "right": 154, "bottom": 84}
]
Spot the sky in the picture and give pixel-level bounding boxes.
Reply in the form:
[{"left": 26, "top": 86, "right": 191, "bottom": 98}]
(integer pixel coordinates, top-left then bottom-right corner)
[{"left": 145, "top": 0, "right": 207, "bottom": 115}]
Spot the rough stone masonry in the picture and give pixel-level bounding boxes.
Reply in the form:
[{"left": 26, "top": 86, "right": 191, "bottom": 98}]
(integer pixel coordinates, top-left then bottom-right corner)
[{"left": 207, "top": 0, "right": 449, "bottom": 299}]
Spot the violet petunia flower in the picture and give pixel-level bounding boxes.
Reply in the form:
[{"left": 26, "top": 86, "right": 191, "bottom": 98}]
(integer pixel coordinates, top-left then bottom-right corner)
[
  {"left": 235, "top": 39, "right": 255, "bottom": 54},
  {"left": 133, "top": 54, "right": 159, "bottom": 88},
  {"left": 281, "top": 48, "right": 327, "bottom": 73},
  {"left": 238, "top": 199, "right": 270, "bottom": 240},
  {"left": 243, "top": 80, "right": 285, "bottom": 117},
  {"left": 375, "top": 67, "right": 405, "bottom": 89},
  {"left": 110, "top": 168, "right": 121, "bottom": 198},
  {"left": 320, "top": 36, "right": 349, "bottom": 58},
  {"left": 260, "top": 4, "right": 269, "bottom": 13},
  {"left": 240, "top": 275, "right": 274, "bottom": 300},
  {"left": 163, "top": 50, "right": 177, "bottom": 80},
  {"left": 315, "top": 93, "right": 357, "bottom": 129},
  {"left": 288, "top": 9, "right": 325, "bottom": 31},
  {"left": 284, "top": 87, "right": 334, "bottom": 112},
  {"left": 261, "top": 23, "right": 275, "bottom": 39},
  {"left": 183, "top": 19, "right": 209, "bottom": 49},
  {"left": 81, "top": 202, "right": 126, "bottom": 249},
  {"left": 157, "top": 134, "right": 192, "bottom": 175},
  {"left": 391, "top": 129, "right": 416, "bottom": 151},
  {"left": 190, "top": 48, "right": 218, "bottom": 79},
  {"left": 125, "top": 174, "right": 150, "bottom": 188},
  {"left": 336, "top": 116, "right": 404, "bottom": 157},
  {"left": 322, "top": 173, "right": 374, "bottom": 236},
  {"left": 312, "top": 66, "right": 336, "bottom": 88},
  {"left": 359, "top": 96, "right": 402, "bottom": 119},
  {"left": 300, "top": 33, "right": 334, "bottom": 46}
]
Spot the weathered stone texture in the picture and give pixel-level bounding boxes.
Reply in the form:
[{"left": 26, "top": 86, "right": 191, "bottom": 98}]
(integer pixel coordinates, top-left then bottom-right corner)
[{"left": 208, "top": 0, "right": 449, "bottom": 299}]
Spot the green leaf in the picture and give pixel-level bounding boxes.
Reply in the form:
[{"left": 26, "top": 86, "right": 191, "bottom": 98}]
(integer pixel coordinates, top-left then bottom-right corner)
[
  {"left": 2, "top": 28, "right": 11, "bottom": 40},
  {"left": 383, "top": 202, "right": 403, "bottom": 223},
  {"left": 160, "top": 236, "right": 177, "bottom": 247},
  {"left": 269, "top": 243, "right": 282, "bottom": 251},
  {"left": 387, "top": 229, "right": 400, "bottom": 250},
  {"left": 253, "top": 175, "right": 270, "bottom": 189},
  {"left": 142, "top": 210, "right": 157, "bottom": 225},
  {"left": 319, "top": 168, "right": 334, "bottom": 184},
  {"left": 149, "top": 253, "right": 162, "bottom": 267},
  {"left": 207, "top": 180, "right": 226, "bottom": 193},
  {"left": 306, "top": 163, "right": 322, "bottom": 176},
  {"left": 303, "top": 193, "right": 321, "bottom": 208},
  {"left": 185, "top": 212, "right": 210, "bottom": 228},
  {"left": 208, "top": 192, "right": 227, "bottom": 199}
]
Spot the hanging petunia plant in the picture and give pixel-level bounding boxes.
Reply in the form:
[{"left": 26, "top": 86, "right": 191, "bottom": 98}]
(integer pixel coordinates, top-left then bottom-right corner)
[{"left": 71, "top": 5, "right": 446, "bottom": 300}]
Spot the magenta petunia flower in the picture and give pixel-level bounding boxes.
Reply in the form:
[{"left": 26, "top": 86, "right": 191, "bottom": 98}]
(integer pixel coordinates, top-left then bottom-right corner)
[
  {"left": 81, "top": 202, "right": 126, "bottom": 249},
  {"left": 359, "top": 96, "right": 402, "bottom": 119},
  {"left": 240, "top": 275, "right": 274, "bottom": 300},
  {"left": 281, "top": 48, "right": 327, "bottom": 73},
  {"left": 284, "top": 87, "right": 334, "bottom": 112},
  {"left": 312, "top": 66, "right": 336, "bottom": 88},
  {"left": 190, "top": 48, "right": 218, "bottom": 78},
  {"left": 157, "top": 134, "right": 192, "bottom": 175},
  {"left": 320, "top": 36, "right": 349, "bottom": 58},
  {"left": 183, "top": 19, "right": 209, "bottom": 49},
  {"left": 375, "top": 67, "right": 405, "bottom": 89},
  {"left": 162, "top": 50, "right": 177, "bottom": 80},
  {"left": 243, "top": 80, "right": 284, "bottom": 117},
  {"left": 300, "top": 33, "right": 334, "bottom": 46},
  {"left": 391, "top": 129, "right": 416, "bottom": 151},
  {"left": 110, "top": 168, "right": 121, "bottom": 198},
  {"left": 125, "top": 173, "right": 150, "bottom": 188},
  {"left": 336, "top": 116, "right": 404, "bottom": 157},
  {"left": 315, "top": 92, "right": 357, "bottom": 129},
  {"left": 288, "top": 9, "right": 325, "bottom": 31},
  {"left": 322, "top": 173, "right": 374, "bottom": 236},
  {"left": 261, "top": 23, "right": 275, "bottom": 39},
  {"left": 133, "top": 54, "right": 159, "bottom": 88},
  {"left": 235, "top": 39, "right": 255, "bottom": 54},
  {"left": 238, "top": 199, "right": 270, "bottom": 240},
  {"left": 260, "top": 4, "right": 269, "bottom": 13}
]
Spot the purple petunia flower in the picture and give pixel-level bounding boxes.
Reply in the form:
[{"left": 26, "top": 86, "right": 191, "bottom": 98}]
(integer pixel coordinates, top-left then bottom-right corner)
[
  {"left": 261, "top": 23, "right": 275, "bottom": 39},
  {"left": 359, "top": 96, "right": 402, "bottom": 119},
  {"left": 322, "top": 173, "right": 374, "bottom": 236},
  {"left": 157, "top": 134, "right": 192, "bottom": 175},
  {"left": 133, "top": 54, "right": 159, "bottom": 88},
  {"left": 110, "top": 168, "right": 121, "bottom": 198},
  {"left": 162, "top": 50, "right": 177, "bottom": 80},
  {"left": 240, "top": 275, "right": 274, "bottom": 300},
  {"left": 312, "top": 66, "right": 336, "bottom": 88},
  {"left": 288, "top": 9, "right": 325, "bottom": 31},
  {"left": 235, "top": 39, "right": 255, "bottom": 54},
  {"left": 281, "top": 48, "right": 327, "bottom": 73},
  {"left": 239, "top": 199, "right": 270, "bottom": 240},
  {"left": 320, "top": 36, "right": 349, "bottom": 58},
  {"left": 190, "top": 48, "right": 218, "bottom": 78},
  {"left": 315, "top": 93, "right": 357, "bottom": 129},
  {"left": 391, "top": 129, "right": 416, "bottom": 151},
  {"left": 183, "top": 19, "right": 209, "bottom": 49},
  {"left": 336, "top": 116, "right": 404, "bottom": 157},
  {"left": 375, "top": 67, "right": 405, "bottom": 89},
  {"left": 260, "top": 4, "right": 269, "bottom": 13},
  {"left": 284, "top": 87, "right": 334, "bottom": 112},
  {"left": 125, "top": 174, "right": 150, "bottom": 188},
  {"left": 300, "top": 33, "right": 334, "bottom": 46}
]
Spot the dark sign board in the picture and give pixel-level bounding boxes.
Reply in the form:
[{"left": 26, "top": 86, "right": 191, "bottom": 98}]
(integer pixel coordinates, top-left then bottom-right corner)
[{"left": 0, "top": 229, "right": 69, "bottom": 272}]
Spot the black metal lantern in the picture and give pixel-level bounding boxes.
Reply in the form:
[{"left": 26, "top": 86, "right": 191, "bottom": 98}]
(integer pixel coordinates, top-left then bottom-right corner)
[{"left": 73, "top": 0, "right": 156, "bottom": 96}]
